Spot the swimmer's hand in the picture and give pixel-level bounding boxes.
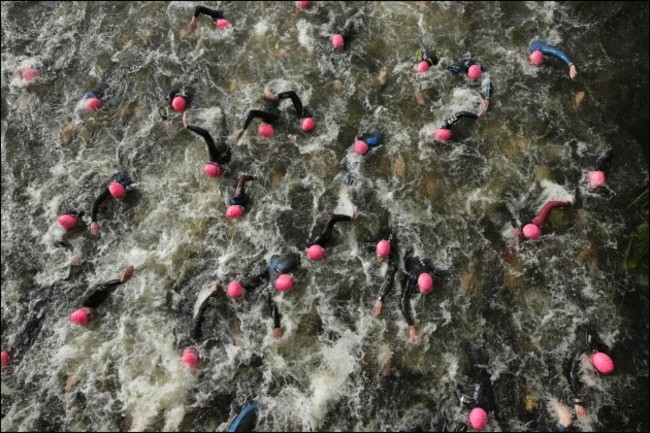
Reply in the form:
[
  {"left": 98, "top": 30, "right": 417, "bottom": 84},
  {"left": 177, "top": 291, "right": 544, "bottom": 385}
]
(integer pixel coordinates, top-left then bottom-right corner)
[
  {"left": 574, "top": 403, "right": 587, "bottom": 420},
  {"left": 235, "top": 129, "right": 244, "bottom": 142},
  {"left": 188, "top": 16, "right": 198, "bottom": 33},
  {"left": 569, "top": 64, "right": 577, "bottom": 80},
  {"left": 120, "top": 265, "right": 135, "bottom": 284},
  {"left": 477, "top": 99, "right": 490, "bottom": 118},
  {"left": 182, "top": 111, "right": 189, "bottom": 128},
  {"left": 272, "top": 327, "right": 283, "bottom": 340},
  {"left": 90, "top": 221, "right": 101, "bottom": 237},
  {"left": 371, "top": 300, "right": 383, "bottom": 317},
  {"left": 408, "top": 325, "right": 421, "bottom": 345}
]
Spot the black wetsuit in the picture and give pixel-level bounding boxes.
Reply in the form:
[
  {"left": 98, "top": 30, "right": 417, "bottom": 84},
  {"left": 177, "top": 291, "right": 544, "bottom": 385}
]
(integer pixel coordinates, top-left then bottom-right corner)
[
  {"left": 440, "top": 111, "right": 479, "bottom": 131},
  {"left": 416, "top": 47, "right": 441, "bottom": 67},
  {"left": 368, "top": 231, "right": 399, "bottom": 304},
  {"left": 159, "top": 88, "right": 193, "bottom": 120},
  {"left": 307, "top": 214, "right": 353, "bottom": 248},
  {"left": 399, "top": 256, "right": 437, "bottom": 327},
  {"left": 193, "top": 5, "right": 225, "bottom": 22},
  {"left": 565, "top": 325, "right": 610, "bottom": 409},
  {"left": 186, "top": 114, "right": 231, "bottom": 166},
  {"left": 583, "top": 150, "right": 612, "bottom": 172},
  {"left": 241, "top": 92, "right": 304, "bottom": 132},
  {"left": 90, "top": 172, "right": 133, "bottom": 223},
  {"left": 81, "top": 278, "right": 128, "bottom": 309},
  {"left": 448, "top": 60, "right": 494, "bottom": 99},
  {"left": 239, "top": 253, "right": 301, "bottom": 330},
  {"left": 454, "top": 348, "right": 497, "bottom": 432},
  {"left": 229, "top": 175, "right": 256, "bottom": 207}
]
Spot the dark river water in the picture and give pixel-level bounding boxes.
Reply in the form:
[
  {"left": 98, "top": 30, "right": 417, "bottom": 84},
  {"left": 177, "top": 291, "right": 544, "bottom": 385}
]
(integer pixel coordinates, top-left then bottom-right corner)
[{"left": 1, "top": 1, "right": 648, "bottom": 432}]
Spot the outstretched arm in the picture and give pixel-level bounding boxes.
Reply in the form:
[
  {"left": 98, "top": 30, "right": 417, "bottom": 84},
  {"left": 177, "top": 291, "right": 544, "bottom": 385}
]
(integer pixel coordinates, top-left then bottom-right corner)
[
  {"left": 270, "top": 294, "right": 283, "bottom": 339},
  {"left": 81, "top": 265, "right": 134, "bottom": 309},
  {"left": 189, "top": 6, "right": 224, "bottom": 32},
  {"left": 277, "top": 91, "right": 304, "bottom": 118},
  {"left": 372, "top": 258, "right": 399, "bottom": 317},
  {"left": 90, "top": 188, "right": 111, "bottom": 237}
]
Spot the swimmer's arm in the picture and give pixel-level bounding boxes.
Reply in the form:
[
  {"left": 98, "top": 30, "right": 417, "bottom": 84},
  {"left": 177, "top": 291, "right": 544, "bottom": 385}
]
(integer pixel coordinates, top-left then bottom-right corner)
[
  {"left": 90, "top": 189, "right": 110, "bottom": 237},
  {"left": 539, "top": 45, "right": 573, "bottom": 66},
  {"left": 270, "top": 296, "right": 283, "bottom": 339},
  {"left": 277, "top": 91, "right": 304, "bottom": 117}
]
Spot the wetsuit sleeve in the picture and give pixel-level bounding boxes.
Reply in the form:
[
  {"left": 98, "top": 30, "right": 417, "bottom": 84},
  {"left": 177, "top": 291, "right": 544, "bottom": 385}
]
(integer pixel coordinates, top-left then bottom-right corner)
[
  {"left": 90, "top": 188, "right": 111, "bottom": 222},
  {"left": 399, "top": 275, "right": 416, "bottom": 326},
  {"left": 81, "top": 279, "right": 123, "bottom": 309},
  {"left": 193, "top": 5, "right": 224, "bottom": 20},
  {"left": 190, "top": 291, "right": 218, "bottom": 342},
  {"left": 54, "top": 238, "right": 74, "bottom": 252},
  {"left": 242, "top": 110, "right": 278, "bottom": 131},
  {"left": 377, "top": 257, "right": 399, "bottom": 302},
  {"left": 442, "top": 111, "right": 479, "bottom": 129},
  {"left": 568, "top": 349, "right": 584, "bottom": 403},
  {"left": 240, "top": 269, "right": 269, "bottom": 292},
  {"left": 539, "top": 43, "right": 573, "bottom": 65},
  {"left": 277, "top": 91, "right": 304, "bottom": 118},
  {"left": 530, "top": 200, "right": 572, "bottom": 227},
  {"left": 595, "top": 151, "right": 612, "bottom": 171},
  {"left": 481, "top": 73, "right": 493, "bottom": 100},
  {"left": 270, "top": 295, "right": 281, "bottom": 328},
  {"left": 186, "top": 125, "right": 220, "bottom": 163},
  {"left": 308, "top": 214, "right": 352, "bottom": 247}
]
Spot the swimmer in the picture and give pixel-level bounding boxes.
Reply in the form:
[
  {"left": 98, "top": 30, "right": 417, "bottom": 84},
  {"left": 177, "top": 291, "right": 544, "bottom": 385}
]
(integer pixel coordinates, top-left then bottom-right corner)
[
  {"left": 565, "top": 324, "right": 614, "bottom": 420},
  {"left": 583, "top": 150, "right": 612, "bottom": 189},
  {"left": 368, "top": 230, "right": 399, "bottom": 317},
  {"left": 433, "top": 111, "right": 479, "bottom": 142},
  {"left": 306, "top": 213, "right": 354, "bottom": 260},
  {"left": 353, "top": 132, "right": 384, "bottom": 155},
  {"left": 159, "top": 87, "right": 193, "bottom": 120},
  {"left": 400, "top": 255, "right": 438, "bottom": 344},
  {"left": 182, "top": 111, "right": 231, "bottom": 177},
  {"left": 529, "top": 39, "right": 577, "bottom": 79},
  {"left": 188, "top": 5, "right": 230, "bottom": 32},
  {"left": 69, "top": 265, "right": 135, "bottom": 326},
  {"left": 515, "top": 198, "right": 575, "bottom": 241},
  {"left": 332, "top": 19, "right": 356, "bottom": 53},
  {"left": 89, "top": 171, "right": 134, "bottom": 237},
  {"left": 226, "top": 174, "right": 256, "bottom": 219},
  {"left": 234, "top": 83, "right": 306, "bottom": 141}
]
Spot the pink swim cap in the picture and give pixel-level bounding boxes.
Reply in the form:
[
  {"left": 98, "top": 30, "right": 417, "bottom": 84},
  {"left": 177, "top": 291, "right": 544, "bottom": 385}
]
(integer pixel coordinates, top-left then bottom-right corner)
[
  {"left": 172, "top": 96, "right": 186, "bottom": 112},
  {"left": 332, "top": 34, "right": 344, "bottom": 49},
  {"left": 226, "top": 205, "right": 244, "bottom": 219},
  {"left": 258, "top": 123, "right": 275, "bottom": 138},
  {"left": 108, "top": 181, "right": 126, "bottom": 199},
  {"left": 417, "top": 61, "right": 430, "bottom": 73},
  {"left": 275, "top": 274, "right": 295, "bottom": 292},
  {"left": 70, "top": 308, "right": 90, "bottom": 326},
  {"left": 182, "top": 347, "right": 200, "bottom": 368},
  {"left": 22, "top": 68, "right": 40, "bottom": 81},
  {"left": 296, "top": 1, "right": 311, "bottom": 8},
  {"left": 588, "top": 170, "right": 606, "bottom": 189},
  {"left": 1, "top": 351, "right": 11, "bottom": 369},
  {"left": 57, "top": 214, "right": 79, "bottom": 230},
  {"left": 467, "top": 64, "right": 482, "bottom": 80},
  {"left": 591, "top": 352, "right": 614, "bottom": 374},
  {"left": 433, "top": 128, "right": 452, "bottom": 142},
  {"left": 418, "top": 273, "right": 434, "bottom": 293},
  {"left": 307, "top": 244, "right": 324, "bottom": 261},
  {"left": 354, "top": 140, "right": 369, "bottom": 155},
  {"left": 376, "top": 240, "right": 391, "bottom": 258},
  {"left": 204, "top": 162, "right": 222, "bottom": 177},
  {"left": 85, "top": 97, "right": 103, "bottom": 112},
  {"left": 227, "top": 281, "right": 245, "bottom": 298},
  {"left": 529, "top": 50, "right": 544, "bottom": 66},
  {"left": 301, "top": 117, "right": 316, "bottom": 132},
  {"left": 522, "top": 223, "right": 541, "bottom": 240},
  {"left": 216, "top": 19, "right": 230, "bottom": 29},
  {"left": 469, "top": 407, "right": 488, "bottom": 431}
]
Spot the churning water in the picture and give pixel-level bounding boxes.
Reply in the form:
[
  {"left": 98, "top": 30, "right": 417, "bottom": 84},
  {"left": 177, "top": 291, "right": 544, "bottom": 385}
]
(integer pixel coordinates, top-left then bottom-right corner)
[{"left": 1, "top": 1, "right": 648, "bottom": 432}]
